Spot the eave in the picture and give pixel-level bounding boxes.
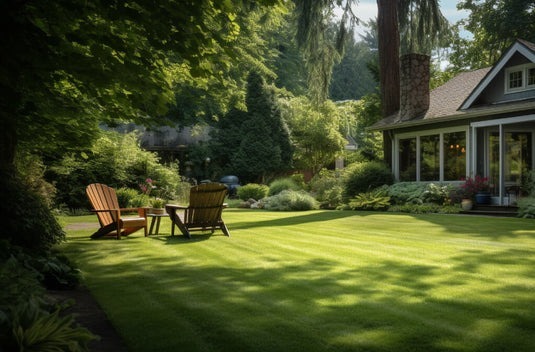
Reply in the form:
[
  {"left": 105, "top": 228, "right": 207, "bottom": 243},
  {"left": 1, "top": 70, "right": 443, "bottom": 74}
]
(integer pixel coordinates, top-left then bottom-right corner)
[{"left": 368, "top": 99, "right": 535, "bottom": 132}]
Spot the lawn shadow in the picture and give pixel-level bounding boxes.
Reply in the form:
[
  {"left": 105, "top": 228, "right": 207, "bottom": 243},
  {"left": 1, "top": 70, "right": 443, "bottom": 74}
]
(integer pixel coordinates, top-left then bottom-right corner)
[
  {"left": 149, "top": 232, "right": 216, "bottom": 244},
  {"left": 386, "top": 211, "right": 535, "bottom": 239},
  {"left": 68, "top": 240, "right": 535, "bottom": 351},
  {"left": 229, "top": 209, "right": 361, "bottom": 230},
  {"left": 80, "top": 249, "right": 535, "bottom": 352},
  {"left": 61, "top": 211, "right": 535, "bottom": 351}
]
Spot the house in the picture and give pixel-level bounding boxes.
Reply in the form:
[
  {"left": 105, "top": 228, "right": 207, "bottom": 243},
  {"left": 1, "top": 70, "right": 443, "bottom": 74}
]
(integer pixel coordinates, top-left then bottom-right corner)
[{"left": 370, "top": 39, "right": 535, "bottom": 205}]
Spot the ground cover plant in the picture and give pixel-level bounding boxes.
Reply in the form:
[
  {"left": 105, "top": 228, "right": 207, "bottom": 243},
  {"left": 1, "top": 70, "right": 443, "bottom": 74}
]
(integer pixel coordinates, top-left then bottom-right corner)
[{"left": 59, "top": 211, "right": 535, "bottom": 352}]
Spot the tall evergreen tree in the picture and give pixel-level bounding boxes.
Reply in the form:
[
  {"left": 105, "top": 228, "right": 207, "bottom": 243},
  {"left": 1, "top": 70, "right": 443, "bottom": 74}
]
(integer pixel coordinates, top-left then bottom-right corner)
[{"left": 222, "top": 72, "right": 293, "bottom": 183}]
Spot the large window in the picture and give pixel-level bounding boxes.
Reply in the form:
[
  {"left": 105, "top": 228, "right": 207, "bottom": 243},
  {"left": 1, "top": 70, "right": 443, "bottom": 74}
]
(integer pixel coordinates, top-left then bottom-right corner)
[
  {"left": 443, "top": 132, "right": 466, "bottom": 181},
  {"left": 396, "top": 130, "right": 466, "bottom": 181},
  {"left": 399, "top": 138, "right": 416, "bottom": 181},
  {"left": 529, "top": 67, "right": 535, "bottom": 86},
  {"left": 489, "top": 131, "right": 532, "bottom": 186},
  {"left": 420, "top": 135, "right": 440, "bottom": 181}
]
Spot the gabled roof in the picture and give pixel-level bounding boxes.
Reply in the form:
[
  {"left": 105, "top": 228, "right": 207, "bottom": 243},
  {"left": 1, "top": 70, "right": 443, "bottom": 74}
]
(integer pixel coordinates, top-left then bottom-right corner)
[
  {"left": 370, "top": 39, "right": 535, "bottom": 131},
  {"left": 461, "top": 39, "right": 535, "bottom": 109}
]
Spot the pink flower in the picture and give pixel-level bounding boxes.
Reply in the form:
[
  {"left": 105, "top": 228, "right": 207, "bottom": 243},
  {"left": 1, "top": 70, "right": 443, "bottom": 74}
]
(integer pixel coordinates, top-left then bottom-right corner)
[{"left": 139, "top": 178, "right": 156, "bottom": 195}]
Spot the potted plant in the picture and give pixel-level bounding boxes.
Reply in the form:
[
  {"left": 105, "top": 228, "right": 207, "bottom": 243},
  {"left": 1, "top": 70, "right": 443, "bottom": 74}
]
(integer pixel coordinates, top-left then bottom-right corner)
[
  {"left": 460, "top": 175, "right": 491, "bottom": 206},
  {"left": 149, "top": 197, "right": 165, "bottom": 214}
]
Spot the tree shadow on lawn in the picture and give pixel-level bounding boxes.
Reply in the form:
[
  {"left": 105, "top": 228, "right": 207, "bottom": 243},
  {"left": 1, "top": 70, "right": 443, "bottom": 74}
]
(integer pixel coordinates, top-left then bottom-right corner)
[
  {"left": 227, "top": 209, "right": 367, "bottom": 230},
  {"left": 72, "top": 244, "right": 535, "bottom": 352},
  {"left": 397, "top": 213, "right": 535, "bottom": 240},
  {"left": 150, "top": 232, "right": 214, "bottom": 243},
  {"left": 226, "top": 209, "right": 535, "bottom": 240}
]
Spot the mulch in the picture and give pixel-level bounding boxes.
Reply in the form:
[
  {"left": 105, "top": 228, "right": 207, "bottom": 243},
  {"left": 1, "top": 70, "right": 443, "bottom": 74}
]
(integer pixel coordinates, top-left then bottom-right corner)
[{"left": 47, "top": 286, "right": 129, "bottom": 352}]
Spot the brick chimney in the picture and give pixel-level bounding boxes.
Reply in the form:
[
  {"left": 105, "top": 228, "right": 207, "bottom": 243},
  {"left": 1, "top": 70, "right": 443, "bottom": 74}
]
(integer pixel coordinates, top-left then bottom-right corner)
[{"left": 399, "top": 53, "right": 430, "bottom": 121}]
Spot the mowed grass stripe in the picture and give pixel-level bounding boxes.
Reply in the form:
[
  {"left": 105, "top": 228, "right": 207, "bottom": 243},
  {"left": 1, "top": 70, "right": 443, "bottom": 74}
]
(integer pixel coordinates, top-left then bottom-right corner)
[{"left": 60, "top": 212, "right": 535, "bottom": 352}]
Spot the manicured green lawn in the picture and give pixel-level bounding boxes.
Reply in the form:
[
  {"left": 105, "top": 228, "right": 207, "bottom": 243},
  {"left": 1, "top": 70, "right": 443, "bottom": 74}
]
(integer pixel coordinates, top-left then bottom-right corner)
[{"left": 59, "top": 210, "right": 535, "bottom": 352}]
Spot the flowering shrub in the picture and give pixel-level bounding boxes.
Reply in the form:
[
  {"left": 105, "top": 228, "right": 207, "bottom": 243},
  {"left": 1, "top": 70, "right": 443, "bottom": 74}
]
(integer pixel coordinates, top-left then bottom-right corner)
[
  {"left": 460, "top": 175, "right": 489, "bottom": 199},
  {"left": 140, "top": 178, "right": 168, "bottom": 207},
  {"left": 139, "top": 178, "right": 156, "bottom": 195}
]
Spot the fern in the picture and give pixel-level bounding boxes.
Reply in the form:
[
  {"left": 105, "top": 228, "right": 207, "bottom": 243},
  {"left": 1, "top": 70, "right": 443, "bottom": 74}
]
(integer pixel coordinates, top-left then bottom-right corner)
[{"left": 347, "top": 188, "right": 391, "bottom": 211}]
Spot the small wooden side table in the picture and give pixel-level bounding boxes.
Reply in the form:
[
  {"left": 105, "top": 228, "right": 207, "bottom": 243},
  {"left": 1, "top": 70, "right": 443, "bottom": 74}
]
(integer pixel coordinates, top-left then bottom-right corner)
[{"left": 146, "top": 212, "right": 167, "bottom": 236}]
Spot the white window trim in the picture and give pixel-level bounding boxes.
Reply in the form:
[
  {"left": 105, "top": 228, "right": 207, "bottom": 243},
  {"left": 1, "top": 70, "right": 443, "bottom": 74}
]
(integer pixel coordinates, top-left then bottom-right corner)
[
  {"left": 394, "top": 127, "right": 469, "bottom": 182},
  {"left": 505, "top": 63, "right": 535, "bottom": 94}
]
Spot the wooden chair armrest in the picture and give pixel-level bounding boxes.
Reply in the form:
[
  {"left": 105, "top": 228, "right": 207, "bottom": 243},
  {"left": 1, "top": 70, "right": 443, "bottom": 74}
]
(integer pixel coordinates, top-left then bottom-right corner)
[
  {"left": 223, "top": 203, "right": 228, "bottom": 208},
  {"left": 165, "top": 204, "right": 188, "bottom": 210}
]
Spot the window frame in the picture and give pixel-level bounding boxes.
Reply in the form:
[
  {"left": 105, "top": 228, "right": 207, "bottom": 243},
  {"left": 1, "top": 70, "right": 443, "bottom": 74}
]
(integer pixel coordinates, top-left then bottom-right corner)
[
  {"left": 394, "top": 127, "right": 469, "bottom": 182},
  {"left": 505, "top": 63, "right": 535, "bottom": 94}
]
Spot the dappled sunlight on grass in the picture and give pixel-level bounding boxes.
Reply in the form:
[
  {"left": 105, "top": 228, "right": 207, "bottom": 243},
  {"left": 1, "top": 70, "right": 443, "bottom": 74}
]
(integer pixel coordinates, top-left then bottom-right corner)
[{"left": 59, "top": 210, "right": 535, "bottom": 352}]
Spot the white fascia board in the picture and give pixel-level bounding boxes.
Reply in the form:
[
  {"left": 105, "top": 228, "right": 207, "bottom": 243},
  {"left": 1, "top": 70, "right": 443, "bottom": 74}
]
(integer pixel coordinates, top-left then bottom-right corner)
[
  {"left": 461, "top": 42, "right": 535, "bottom": 110},
  {"left": 470, "top": 113, "right": 535, "bottom": 128}
]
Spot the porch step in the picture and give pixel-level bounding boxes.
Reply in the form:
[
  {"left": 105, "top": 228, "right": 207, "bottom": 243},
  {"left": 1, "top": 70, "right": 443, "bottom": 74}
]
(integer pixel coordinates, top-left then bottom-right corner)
[{"left": 460, "top": 205, "right": 519, "bottom": 217}]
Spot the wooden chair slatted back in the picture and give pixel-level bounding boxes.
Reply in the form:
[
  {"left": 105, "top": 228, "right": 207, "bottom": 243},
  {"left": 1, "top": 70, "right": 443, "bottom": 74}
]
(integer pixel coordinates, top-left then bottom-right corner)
[
  {"left": 86, "top": 183, "right": 120, "bottom": 226},
  {"left": 185, "top": 183, "right": 227, "bottom": 226}
]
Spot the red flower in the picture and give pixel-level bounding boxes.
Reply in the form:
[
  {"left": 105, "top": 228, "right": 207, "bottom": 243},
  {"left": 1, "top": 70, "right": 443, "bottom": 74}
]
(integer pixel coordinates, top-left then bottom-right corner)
[{"left": 460, "top": 175, "right": 489, "bottom": 199}]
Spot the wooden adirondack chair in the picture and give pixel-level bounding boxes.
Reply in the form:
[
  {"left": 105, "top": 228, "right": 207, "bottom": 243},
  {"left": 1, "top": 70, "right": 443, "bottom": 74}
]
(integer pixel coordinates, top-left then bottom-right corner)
[
  {"left": 86, "top": 183, "right": 147, "bottom": 239},
  {"left": 165, "top": 183, "right": 230, "bottom": 239}
]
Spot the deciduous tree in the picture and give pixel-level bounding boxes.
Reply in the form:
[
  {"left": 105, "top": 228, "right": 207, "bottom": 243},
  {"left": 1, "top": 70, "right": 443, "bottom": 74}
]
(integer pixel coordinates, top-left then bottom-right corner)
[
  {"left": 449, "top": 0, "right": 535, "bottom": 71},
  {"left": 283, "top": 96, "right": 346, "bottom": 175}
]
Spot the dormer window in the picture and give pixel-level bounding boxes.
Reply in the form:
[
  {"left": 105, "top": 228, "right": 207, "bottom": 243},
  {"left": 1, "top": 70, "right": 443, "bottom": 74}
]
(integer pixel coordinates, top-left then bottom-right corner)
[
  {"left": 505, "top": 63, "right": 535, "bottom": 93},
  {"left": 529, "top": 67, "right": 535, "bottom": 86}
]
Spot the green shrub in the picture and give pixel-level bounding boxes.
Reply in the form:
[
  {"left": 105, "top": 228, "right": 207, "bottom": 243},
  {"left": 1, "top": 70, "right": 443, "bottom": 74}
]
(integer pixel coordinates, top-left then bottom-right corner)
[
  {"left": 116, "top": 187, "right": 141, "bottom": 207},
  {"left": 344, "top": 161, "right": 393, "bottom": 198},
  {"left": 0, "top": 245, "right": 44, "bottom": 310},
  {"left": 237, "top": 183, "right": 269, "bottom": 201},
  {"left": 309, "top": 169, "right": 345, "bottom": 209},
  {"left": 422, "top": 183, "right": 455, "bottom": 205},
  {"left": 387, "top": 182, "right": 428, "bottom": 205},
  {"left": 269, "top": 177, "right": 301, "bottom": 196},
  {"left": 517, "top": 197, "right": 535, "bottom": 218},
  {"left": 2, "top": 243, "right": 81, "bottom": 291},
  {"left": 263, "top": 190, "right": 319, "bottom": 211},
  {"left": 521, "top": 170, "right": 535, "bottom": 196},
  {"left": 346, "top": 187, "right": 391, "bottom": 211},
  {"left": 1, "top": 171, "right": 65, "bottom": 252},
  {"left": 49, "top": 131, "right": 183, "bottom": 209},
  {"left": 174, "top": 181, "right": 193, "bottom": 203},
  {"left": 2, "top": 298, "right": 97, "bottom": 351},
  {"left": 388, "top": 203, "right": 461, "bottom": 214},
  {"left": 386, "top": 182, "right": 456, "bottom": 206},
  {"left": 116, "top": 187, "right": 150, "bottom": 208},
  {"left": 0, "top": 243, "right": 95, "bottom": 351},
  {"left": 290, "top": 173, "right": 306, "bottom": 189},
  {"left": 32, "top": 253, "right": 81, "bottom": 290},
  {"left": 15, "top": 152, "right": 57, "bottom": 208}
]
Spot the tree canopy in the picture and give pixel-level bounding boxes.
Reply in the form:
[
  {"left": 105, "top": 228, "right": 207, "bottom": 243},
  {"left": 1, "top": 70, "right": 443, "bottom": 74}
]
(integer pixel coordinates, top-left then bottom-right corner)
[
  {"left": 0, "top": 0, "right": 282, "bottom": 168},
  {"left": 448, "top": 0, "right": 535, "bottom": 71},
  {"left": 283, "top": 96, "right": 346, "bottom": 174}
]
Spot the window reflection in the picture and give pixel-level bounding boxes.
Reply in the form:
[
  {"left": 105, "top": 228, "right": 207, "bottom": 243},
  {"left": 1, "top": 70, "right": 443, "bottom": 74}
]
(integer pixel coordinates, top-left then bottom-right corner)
[
  {"left": 420, "top": 135, "right": 440, "bottom": 181},
  {"left": 444, "top": 132, "right": 466, "bottom": 181},
  {"left": 399, "top": 138, "right": 416, "bottom": 181}
]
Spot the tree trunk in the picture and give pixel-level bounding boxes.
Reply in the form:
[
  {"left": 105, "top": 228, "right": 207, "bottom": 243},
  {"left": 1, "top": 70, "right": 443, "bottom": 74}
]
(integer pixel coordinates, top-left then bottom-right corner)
[{"left": 377, "top": 0, "right": 400, "bottom": 117}]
